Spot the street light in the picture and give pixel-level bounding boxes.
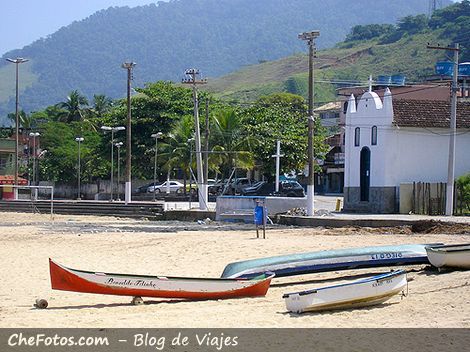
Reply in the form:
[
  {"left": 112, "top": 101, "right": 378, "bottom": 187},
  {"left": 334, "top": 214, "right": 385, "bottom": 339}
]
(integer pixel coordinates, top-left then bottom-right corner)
[
  {"left": 121, "top": 61, "right": 136, "bottom": 204},
  {"left": 187, "top": 137, "right": 195, "bottom": 208},
  {"left": 151, "top": 132, "right": 163, "bottom": 202},
  {"left": 29, "top": 132, "right": 40, "bottom": 186},
  {"left": 182, "top": 68, "right": 208, "bottom": 210},
  {"left": 115, "top": 141, "right": 123, "bottom": 201},
  {"left": 101, "top": 125, "right": 125, "bottom": 201},
  {"left": 298, "top": 30, "right": 320, "bottom": 216},
  {"left": 75, "top": 137, "right": 84, "bottom": 200},
  {"left": 6, "top": 57, "right": 29, "bottom": 197}
]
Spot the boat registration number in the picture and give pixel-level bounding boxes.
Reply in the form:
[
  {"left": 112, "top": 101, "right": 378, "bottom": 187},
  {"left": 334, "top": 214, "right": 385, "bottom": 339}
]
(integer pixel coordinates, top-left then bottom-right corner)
[{"left": 370, "top": 252, "right": 403, "bottom": 260}]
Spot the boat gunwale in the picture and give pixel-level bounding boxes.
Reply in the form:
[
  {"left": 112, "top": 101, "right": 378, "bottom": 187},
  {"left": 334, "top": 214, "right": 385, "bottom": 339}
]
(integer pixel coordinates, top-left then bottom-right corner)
[
  {"left": 50, "top": 259, "right": 274, "bottom": 283},
  {"left": 282, "top": 270, "right": 406, "bottom": 298},
  {"left": 222, "top": 243, "right": 442, "bottom": 278},
  {"left": 426, "top": 244, "right": 470, "bottom": 253}
]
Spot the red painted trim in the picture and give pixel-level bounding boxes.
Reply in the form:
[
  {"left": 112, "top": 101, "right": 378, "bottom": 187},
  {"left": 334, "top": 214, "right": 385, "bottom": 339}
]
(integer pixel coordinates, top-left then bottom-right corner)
[{"left": 49, "top": 259, "right": 272, "bottom": 300}]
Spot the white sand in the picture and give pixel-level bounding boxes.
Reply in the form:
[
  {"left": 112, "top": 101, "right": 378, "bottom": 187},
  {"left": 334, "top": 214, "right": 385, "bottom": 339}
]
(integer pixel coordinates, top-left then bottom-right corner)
[{"left": 0, "top": 212, "right": 468, "bottom": 328}]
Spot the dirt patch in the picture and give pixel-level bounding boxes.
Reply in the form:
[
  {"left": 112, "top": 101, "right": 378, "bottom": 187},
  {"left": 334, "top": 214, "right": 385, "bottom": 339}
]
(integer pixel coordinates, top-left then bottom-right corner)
[{"left": 411, "top": 220, "right": 470, "bottom": 234}]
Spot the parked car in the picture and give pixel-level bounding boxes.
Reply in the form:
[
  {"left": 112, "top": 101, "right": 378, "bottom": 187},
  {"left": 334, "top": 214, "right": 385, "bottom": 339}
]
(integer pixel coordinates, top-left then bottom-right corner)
[
  {"left": 135, "top": 182, "right": 157, "bottom": 193},
  {"left": 208, "top": 179, "right": 228, "bottom": 195},
  {"left": 147, "top": 180, "right": 184, "bottom": 193},
  {"left": 241, "top": 180, "right": 305, "bottom": 197},
  {"left": 223, "top": 178, "right": 253, "bottom": 195}
]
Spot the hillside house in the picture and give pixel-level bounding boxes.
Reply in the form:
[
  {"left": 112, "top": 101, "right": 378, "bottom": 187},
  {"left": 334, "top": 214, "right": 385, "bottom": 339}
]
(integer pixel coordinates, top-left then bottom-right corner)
[{"left": 343, "top": 88, "right": 470, "bottom": 213}]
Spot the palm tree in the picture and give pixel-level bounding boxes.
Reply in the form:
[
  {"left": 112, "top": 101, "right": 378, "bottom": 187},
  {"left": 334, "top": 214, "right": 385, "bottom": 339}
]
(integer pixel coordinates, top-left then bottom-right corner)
[
  {"left": 91, "top": 94, "right": 113, "bottom": 118},
  {"left": 159, "top": 115, "right": 194, "bottom": 193},
  {"left": 7, "top": 110, "right": 36, "bottom": 130},
  {"left": 56, "top": 90, "right": 89, "bottom": 123},
  {"left": 211, "top": 108, "right": 256, "bottom": 178}
]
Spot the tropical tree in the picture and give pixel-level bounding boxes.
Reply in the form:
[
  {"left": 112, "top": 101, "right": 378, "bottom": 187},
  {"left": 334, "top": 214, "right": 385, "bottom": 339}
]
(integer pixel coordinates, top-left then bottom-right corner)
[
  {"left": 109, "top": 81, "right": 195, "bottom": 179},
  {"left": 55, "top": 90, "right": 89, "bottom": 123},
  {"left": 210, "top": 107, "right": 255, "bottom": 179},
  {"left": 91, "top": 94, "right": 114, "bottom": 118},
  {"left": 240, "top": 92, "right": 329, "bottom": 178},
  {"left": 38, "top": 121, "right": 106, "bottom": 183},
  {"left": 158, "top": 115, "right": 195, "bottom": 192},
  {"left": 7, "top": 110, "right": 37, "bottom": 130}
]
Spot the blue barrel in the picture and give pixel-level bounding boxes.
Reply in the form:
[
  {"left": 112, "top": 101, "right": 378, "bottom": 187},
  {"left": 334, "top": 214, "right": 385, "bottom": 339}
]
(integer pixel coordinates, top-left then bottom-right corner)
[
  {"left": 459, "top": 62, "right": 470, "bottom": 77},
  {"left": 435, "top": 61, "right": 454, "bottom": 76},
  {"left": 254, "top": 205, "right": 265, "bottom": 225},
  {"left": 391, "top": 74, "right": 406, "bottom": 86},
  {"left": 377, "top": 75, "right": 392, "bottom": 85}
]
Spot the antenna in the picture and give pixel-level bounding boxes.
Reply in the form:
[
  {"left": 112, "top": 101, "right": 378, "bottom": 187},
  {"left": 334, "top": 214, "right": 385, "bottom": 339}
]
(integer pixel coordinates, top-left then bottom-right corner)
[{"left": 428, "top": 0, "right": 442, "bottom": 17}]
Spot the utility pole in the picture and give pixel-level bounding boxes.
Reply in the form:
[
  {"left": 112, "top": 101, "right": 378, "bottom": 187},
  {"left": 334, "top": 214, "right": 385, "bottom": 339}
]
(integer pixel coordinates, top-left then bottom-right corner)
[
  {"left": 182, "top": 68, "right": 208, "bottom": 210},
  {"left": 427, "top": 43, "right": 459, "bottom": 216},
  {"left": 428, "top": 0, "right": 442, "bottom": 17},
  {"left": 121, "top": 61, "right": 136, "bottom": 204},
  {"left": 6, "top": 57, "right": 29, "bottom": 198},
  {"left": 298, "top": 30, "right": 320, "bottom": 216}
]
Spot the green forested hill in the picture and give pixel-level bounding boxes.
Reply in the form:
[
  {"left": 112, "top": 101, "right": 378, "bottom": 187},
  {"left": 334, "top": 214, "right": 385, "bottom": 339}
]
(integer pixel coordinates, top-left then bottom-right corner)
[
  {"left": 205, "top": 1, "right": 470, "bottom": 104},
  {"left": 0, "top": 0, "right": 438, "bottom": 123}
]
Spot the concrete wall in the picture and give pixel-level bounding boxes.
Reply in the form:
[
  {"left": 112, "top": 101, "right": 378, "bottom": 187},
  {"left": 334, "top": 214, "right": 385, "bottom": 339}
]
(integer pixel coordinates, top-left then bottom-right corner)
[
  {"left": 399, "top": 182, "right": 447, "bottom": 214},
  {"left": 216, "top": 196, "right": 307, "bottom": 222},
  {"left": 343, "top": 187, "right": 396, "bottom": 213}
]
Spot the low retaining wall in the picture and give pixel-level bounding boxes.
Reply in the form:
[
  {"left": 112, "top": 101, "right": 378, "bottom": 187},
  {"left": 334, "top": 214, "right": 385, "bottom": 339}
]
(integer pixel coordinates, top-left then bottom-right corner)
[
  {"left": 216, "top": 195, "right": 307, "bottom": 222},
  {"left": 278, "top": 215, "right": 419, "bottom": 228},
  {"left": 161, "top": 210, "right": 216, "bottom": 222}
]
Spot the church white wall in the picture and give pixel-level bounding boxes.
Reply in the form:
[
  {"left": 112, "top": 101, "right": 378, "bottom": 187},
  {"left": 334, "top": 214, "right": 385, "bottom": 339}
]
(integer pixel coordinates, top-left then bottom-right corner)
[
  {"left": 344, "top": 91, "right": 395, "bottom": 188},
  {"left": 395, "top": 127, "right": 470, "bottom": 183}
]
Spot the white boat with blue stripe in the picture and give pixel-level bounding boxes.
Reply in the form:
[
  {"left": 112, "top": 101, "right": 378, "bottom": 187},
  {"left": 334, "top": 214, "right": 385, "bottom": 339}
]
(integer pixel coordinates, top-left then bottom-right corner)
[{"left": 283, "top": 270, "right": 407, "bottom": 313}]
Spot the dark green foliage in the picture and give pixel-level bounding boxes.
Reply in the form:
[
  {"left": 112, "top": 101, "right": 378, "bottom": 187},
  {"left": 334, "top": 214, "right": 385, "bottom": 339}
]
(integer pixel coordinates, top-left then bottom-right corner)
[
  {"left": 345, "top": 24, "right": 395, "bottom": 42},
  {"left": 38, "top": 121, "right": 106, "bottom": 183},
  {"left": 429, "top": 0, "right": 470, "bottom": 61},
  {"left": 240, "top": 93, "right": 328, "bottom": 178},
  {"left": 397, "top": 15, "right": 429, "bottom": 34},
  {"left": 456, "top": 173, "right": 470, "bottom": 214}
]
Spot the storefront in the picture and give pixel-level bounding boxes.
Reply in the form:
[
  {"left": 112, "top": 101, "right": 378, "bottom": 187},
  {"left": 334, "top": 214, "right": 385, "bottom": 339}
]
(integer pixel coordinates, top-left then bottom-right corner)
[{"left": 0, "top": 176, "right": 28, "bottom": 199}]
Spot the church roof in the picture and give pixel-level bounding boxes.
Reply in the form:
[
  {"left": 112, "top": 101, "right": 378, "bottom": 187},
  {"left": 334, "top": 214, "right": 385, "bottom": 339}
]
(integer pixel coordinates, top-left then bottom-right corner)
[{"left": 393, "top": 100, "right": 470, "bottom": 128}]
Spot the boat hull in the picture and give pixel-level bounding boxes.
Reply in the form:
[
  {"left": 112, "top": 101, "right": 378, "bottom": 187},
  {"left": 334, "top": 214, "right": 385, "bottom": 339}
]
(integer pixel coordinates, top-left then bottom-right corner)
[
  {"left": 49, "top": 259, "right": 273, "bottom": 300},
  {"left": 426, "top": 244, "right": 470, "bottom": 269},
  {"left": 283, "top": 270, "right": 407, "bottom": 313},
  {"left": 221, "top": 244, "right": 441, "bottom": 279}
]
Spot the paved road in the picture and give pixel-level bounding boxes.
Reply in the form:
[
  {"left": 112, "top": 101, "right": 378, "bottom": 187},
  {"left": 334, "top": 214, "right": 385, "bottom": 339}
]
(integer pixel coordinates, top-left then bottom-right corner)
[{"left": 163, "top": 195, "right": 343, "bottom": 212}]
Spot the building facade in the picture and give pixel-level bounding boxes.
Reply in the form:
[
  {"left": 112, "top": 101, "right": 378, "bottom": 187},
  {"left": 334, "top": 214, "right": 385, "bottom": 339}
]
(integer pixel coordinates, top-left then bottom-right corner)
[{"left": 343, "top": 88, "right": 470, "bottom": 213}]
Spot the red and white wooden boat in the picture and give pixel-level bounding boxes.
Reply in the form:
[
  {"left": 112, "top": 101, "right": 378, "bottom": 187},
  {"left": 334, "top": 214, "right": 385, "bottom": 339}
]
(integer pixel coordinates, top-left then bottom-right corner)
[{"left": 49, "top": 259, "right": 273, "bottom": 300}]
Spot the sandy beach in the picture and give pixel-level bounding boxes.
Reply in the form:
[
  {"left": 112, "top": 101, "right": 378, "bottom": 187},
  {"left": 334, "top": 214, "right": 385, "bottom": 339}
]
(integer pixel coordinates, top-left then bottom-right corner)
[{"left": 0, "top": 211, "right": 468, "bottom": 328}]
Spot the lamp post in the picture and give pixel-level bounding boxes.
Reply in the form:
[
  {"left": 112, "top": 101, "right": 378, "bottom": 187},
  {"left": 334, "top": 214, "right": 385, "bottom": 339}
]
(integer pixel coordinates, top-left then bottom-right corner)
[
  {"left": 29, "top": 132, "right": 40, "bottom": 186},
  {"left": 151, "top": 132, "right": 163, "bottom": 202},
  {"left": 75, "top": 137, "right": 84, "bottom": 200},
  {"left": 115, "top": 141, "right": 123, "bottom": 201},
  {"left": 182, "top": 68, "right": 208, "bottom": 210},
  {"left": 187, "top": 137, "right": 195, "bottom": 208},
  {"left": 6, "top": 57, "right": 29, "bottom": 197},
  {"left": 298, "top": 30, "right": 320, "bottom": 216},
  {"left": 121, "top": 61, "right": 136, "bottom": 204},
  {"left": 101, "top": 125, "right": 125, "bottom": 201}
]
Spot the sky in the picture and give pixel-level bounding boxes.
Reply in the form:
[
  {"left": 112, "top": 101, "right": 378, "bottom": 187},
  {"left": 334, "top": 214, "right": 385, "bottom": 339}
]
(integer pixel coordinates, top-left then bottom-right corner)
[
  {"left": 0, "top": 0, "right": 167, "bottom": 56},
  {"left": 0, "top": 0, "right": 460, "bottom": 57}
]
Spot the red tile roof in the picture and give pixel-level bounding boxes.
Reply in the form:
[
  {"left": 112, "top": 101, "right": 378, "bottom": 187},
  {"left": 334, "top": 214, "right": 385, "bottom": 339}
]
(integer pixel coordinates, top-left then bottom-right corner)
[
  {"left": 0, "top": 176, "right": 28, "bottom": 185},
  {"left": 393, "top": 100, "right": 470, "bottom": 128}
]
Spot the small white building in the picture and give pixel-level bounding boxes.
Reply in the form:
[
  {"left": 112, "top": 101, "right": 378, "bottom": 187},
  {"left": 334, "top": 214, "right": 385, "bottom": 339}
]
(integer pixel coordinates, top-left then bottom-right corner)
[{"left": 343, "top": 88, "right": 470, "bottom": 213}]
